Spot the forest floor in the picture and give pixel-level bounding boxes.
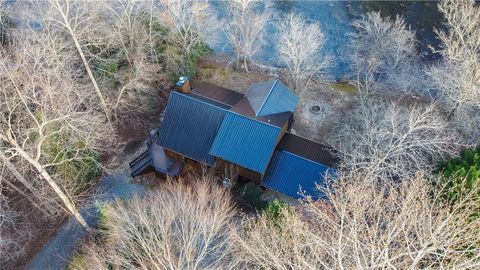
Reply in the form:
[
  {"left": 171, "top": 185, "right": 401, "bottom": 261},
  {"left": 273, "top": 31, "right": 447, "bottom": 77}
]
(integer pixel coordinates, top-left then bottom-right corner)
[{"left": 25, "top": 135, "right": 151, "bottom": 270}]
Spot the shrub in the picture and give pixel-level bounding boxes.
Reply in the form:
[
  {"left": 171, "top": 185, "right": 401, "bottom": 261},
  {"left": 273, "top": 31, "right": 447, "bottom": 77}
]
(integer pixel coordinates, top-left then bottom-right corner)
[
  {"left": 437, "top": 145, "right": 480, "bottom": 203},
  {"left": 42, "top": 130, "right": 102, "bottom": 196},
  {"left": 236, "top": 182, "right": 268, "bottom": 211},
  {"left": 138, "top": 11, "right": 212, "bottom": 81},
  {"left": 262, "top": 199, "right": 287, "bottom": 225},
  {"left": 165, "top": 41, "right": 212, "bottom": 81},
  {"left": 92, "top": 58, "right": 119, "bottom": 82}
]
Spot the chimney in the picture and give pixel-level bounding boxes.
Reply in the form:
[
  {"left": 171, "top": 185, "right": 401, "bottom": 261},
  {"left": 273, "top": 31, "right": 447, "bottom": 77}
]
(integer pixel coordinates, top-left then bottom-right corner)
[{"left": 175, "top": 76, "right": 191, "bottom": 93}]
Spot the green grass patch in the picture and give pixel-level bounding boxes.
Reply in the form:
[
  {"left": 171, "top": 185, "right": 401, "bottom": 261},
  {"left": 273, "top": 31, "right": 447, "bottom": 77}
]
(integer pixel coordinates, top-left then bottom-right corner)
[{"left": 329, "top": 83, "right": 357, "bottom": 94}]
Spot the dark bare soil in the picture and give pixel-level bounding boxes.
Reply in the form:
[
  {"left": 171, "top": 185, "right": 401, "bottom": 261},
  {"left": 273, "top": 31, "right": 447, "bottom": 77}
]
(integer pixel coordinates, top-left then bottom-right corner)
[{"left": 4, "top": 191, "right": 67, "bottom": 270}]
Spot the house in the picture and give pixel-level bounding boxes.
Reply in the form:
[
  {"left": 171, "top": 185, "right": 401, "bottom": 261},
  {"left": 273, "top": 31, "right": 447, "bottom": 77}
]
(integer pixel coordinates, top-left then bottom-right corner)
[{"left": 130, "top": 77, "right": 338, "bottom": 199}]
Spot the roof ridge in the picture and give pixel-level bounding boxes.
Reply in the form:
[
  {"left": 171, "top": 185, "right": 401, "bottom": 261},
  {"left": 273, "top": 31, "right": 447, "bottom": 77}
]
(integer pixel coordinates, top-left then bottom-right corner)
[
  {"left": 256, "top": 80, "right": 278, "bottom": 116},
  {"left": 284, "top": 132, "right": 333, "bottom": 148},
  {"left": 192, "top": 91, "right": 235, "bottom": 107},
  {"left": 278, "top": 149, "right": 331, "bottom": 168},
  {"left": 226, "top": 110, "right": 281, "bottom": 130},
  {"left": 173, "top": 91, "right": 229, "bottom": 111}
]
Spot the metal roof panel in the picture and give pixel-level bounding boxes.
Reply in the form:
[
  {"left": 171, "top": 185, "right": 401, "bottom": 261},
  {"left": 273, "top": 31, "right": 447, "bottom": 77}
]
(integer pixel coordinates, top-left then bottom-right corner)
[
  {"left": 277, "top": 133, "right": 340, "bottom": 168},
  {"left": 209, "top": 112, "right": 281, "bottom": 173},
  {"left": 192, "top": 82, "right": 243, "bottom": 107},
  {"left": 156, "top": 91, "right": 227, "bottom": 165},
  {"left": 245, "top": 81, "right": 275, "bottom": 114},
  {"left": 230, "top": 97, "right": 292, "bottom": 128},
  {"left": 257, "top": 81, "right": 300, "bottom": 116},
  {"left": 245, "top": 80, "right": 299, "bottom": 117},
  {"left": 262, "top": 150, "right": 335, "bottom": 199}
]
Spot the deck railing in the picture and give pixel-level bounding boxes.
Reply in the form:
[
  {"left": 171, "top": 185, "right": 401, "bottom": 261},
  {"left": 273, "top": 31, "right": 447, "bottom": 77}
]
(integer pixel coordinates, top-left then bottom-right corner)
[{"left": 147, "top": 127, "right": 161, "bottom": 147}]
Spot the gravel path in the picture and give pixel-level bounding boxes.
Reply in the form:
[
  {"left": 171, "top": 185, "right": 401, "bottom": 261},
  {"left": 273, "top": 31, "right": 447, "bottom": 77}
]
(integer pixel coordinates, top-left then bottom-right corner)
[{"left": 26, "top": 167, "right": 146, "bottom": 269}]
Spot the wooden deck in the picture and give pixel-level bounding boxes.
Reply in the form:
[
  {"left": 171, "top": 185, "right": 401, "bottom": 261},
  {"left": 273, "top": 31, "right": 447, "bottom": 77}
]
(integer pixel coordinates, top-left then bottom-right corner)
[{"left": 150, "top": 143, "right": 184, "bottom": 176}]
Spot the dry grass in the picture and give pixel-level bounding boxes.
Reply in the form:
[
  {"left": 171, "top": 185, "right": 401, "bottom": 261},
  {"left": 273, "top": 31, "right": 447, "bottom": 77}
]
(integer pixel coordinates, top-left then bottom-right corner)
[{"left": 196, "top": 54, "right": 275, "bottom": 93}]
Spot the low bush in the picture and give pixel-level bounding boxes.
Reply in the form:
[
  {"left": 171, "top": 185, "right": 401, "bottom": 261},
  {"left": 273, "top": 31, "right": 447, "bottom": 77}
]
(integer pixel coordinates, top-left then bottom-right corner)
[
  {"left": 437, "top": 145, "right": 480, "bottom": 205},
  {"left": 235, "top": 182, "right": 268, "bottom": 211},
  {"left": 165, "top": 41, "right": 212, "bottom": 81},
  {"left": 42, "top": 130, "right": 102, "bottom": 196},
  {"left": 262, "top": 199, "right": 288, "bottom": 225},
  {"left": 93, "top": 59, "right": 119, "bottom": 80}
]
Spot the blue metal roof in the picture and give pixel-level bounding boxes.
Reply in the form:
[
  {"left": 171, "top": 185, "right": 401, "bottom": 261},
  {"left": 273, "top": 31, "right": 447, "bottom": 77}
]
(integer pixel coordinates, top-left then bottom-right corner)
[
  {"left": 245, "top": 81, "right": 275, "bottom": 115},
  {"left": 262, "top": 150, "right": 336, "bottom": 199},
  {"left": 209, "top": 112, "right": 281, "bottom": 173},
  {"left": 156, "top": 91, "right": 228, "bottom": 165},
  {"left": 245, "top": 80, "right": 299, "bottom": 117}
]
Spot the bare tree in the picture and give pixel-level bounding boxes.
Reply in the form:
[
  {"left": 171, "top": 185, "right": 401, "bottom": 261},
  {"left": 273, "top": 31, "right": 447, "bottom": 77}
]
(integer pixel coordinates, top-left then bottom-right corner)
[
  {"left": 43, "top": 0, "right": 167, "bottom": 128},
  {"left": 160, "top": 0, "right": 218, "bottom": 57},
  {"left": 0, "top": 4, "right": 9, "bottom": 45},
  {"left": 47, "top": 0, "right": 112, "bottom": 124},
  {"left": 234, "top": 173, "right": 480, "bottom": 269},
  {"left": 0, "top": 152, "right": 57, "bottom": 216},
  {"left": 331, "top": 97, "right": 458, "bottom": 182},
  {"left": 94, "top": 0, "right": 161, "bottom": 127},
  {"left": 74, "top": 179, "right": 238, "bottom": 270},
  {"left": 0, "top": 183, "right": 31, "bottom": 268},
  {"left": 428, "top": 0, "right": 480, "bottom": 116},
  {"left": 0, "top": 30, "right": 114, "bottom": 229},
  {"left": 429, "top": 61, "right": 480, "bottom": 113},
  {"left": 224, "top": 0, "right": 270, "bottom": 72},
  {"left": 277, "top": 13, "right": 331, "bottom": 93},
  {"left": 350, "top": 12, "right": 424, "bottom": 94}
]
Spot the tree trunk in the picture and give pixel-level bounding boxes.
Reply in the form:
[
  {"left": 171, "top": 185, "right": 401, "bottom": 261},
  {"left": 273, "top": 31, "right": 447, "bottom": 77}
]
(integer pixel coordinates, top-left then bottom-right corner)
[
  {"left": 447, "top": 101, "right": 461, "bottom": 120},
  {"left": 15, "top": 148, "right": 90, "bottom": 230},
  {"left": 236, "top": 53, "right": 240, "bottom": 70},
  {"left": 244, "top": 57, "right": 249, "bottom": 73},
  {"left": 35, "top": 160, "right": 90, "bottom": 230},
  {"left": 1, "top": 176, "right": 53, "bottom": 216},
  {"left": 0, "top": 152, "right": 57, "bottom": 215},
  {"left": 53, "top": 0, "right": 112, "bottom": 127},
  {"left": 69, "top": 27, "right": 111, "bottom": 126}
]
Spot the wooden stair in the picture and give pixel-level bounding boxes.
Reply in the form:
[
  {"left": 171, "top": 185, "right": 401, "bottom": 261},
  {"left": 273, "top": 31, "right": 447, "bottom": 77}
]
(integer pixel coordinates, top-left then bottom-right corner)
[{"left": 129, "top": 150, "right": 152, "bottom": 177}]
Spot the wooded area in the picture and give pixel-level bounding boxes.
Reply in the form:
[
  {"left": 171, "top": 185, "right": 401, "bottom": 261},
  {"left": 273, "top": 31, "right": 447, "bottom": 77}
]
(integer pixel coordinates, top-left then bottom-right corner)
[{"left": 1, "top": 0, "right": 479, "bottom": 269}]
